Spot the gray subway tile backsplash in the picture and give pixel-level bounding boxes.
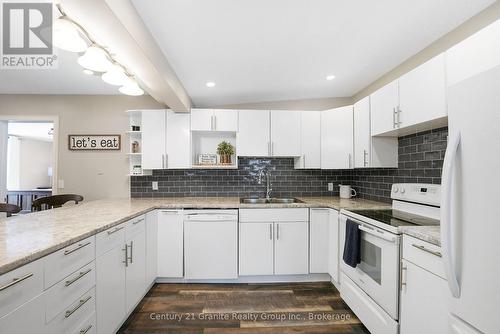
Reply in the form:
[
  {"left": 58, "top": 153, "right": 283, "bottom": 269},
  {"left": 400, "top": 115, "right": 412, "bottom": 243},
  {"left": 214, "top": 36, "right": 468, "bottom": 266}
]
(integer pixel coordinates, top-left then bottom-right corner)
[{"left": 131, "top": 127, "right": 448, "bottom": 203}]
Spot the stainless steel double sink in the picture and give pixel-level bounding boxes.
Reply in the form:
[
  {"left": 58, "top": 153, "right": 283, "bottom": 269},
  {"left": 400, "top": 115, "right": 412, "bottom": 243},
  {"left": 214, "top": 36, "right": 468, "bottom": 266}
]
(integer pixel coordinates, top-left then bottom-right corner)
[{"left": 240, "top": 198, "right": 304, "bottom": 204}]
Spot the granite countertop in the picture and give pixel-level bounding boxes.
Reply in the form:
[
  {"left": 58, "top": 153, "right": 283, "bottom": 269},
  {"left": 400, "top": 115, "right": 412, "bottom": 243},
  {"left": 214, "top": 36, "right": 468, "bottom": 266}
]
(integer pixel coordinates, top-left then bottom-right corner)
[
  {"left": 0, "top": 196, "right": 412, "bottom": 276},
  {"left": 399, "top": 225, "right": 441, "bottom": 246}
]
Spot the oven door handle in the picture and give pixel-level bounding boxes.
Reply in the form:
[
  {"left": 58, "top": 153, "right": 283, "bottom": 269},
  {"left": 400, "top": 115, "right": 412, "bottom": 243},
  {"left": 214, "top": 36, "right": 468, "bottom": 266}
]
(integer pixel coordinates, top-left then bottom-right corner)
[{"left": 358, "top": 225, "right": 396, "bottom": 243}]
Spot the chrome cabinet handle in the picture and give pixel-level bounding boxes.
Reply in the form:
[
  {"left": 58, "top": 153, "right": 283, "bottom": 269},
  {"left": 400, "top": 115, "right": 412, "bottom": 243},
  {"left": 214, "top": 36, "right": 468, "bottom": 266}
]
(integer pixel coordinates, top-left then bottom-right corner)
[
  {"left": 107, "top": 226, "right": 124, "bottom": 235},
  {"left": 268, "top": 142, "right": 271, "bottom": 156},
  {"left": 64, "top": 241, "right": 91, "bottom": 256},
  {"left": 363, "top": 149, "right": 368, "bottom": 167},
  {"left": 133, "top": 218, "right": 144, "bottom": 225},
  {"left": 348, "top": 153, "right": 352, "bottom": 168},
  {"left": 302, "top": 154, "right": 305, "bottom": 168},
  {"left": 65, "top": 296, "right": 92, "bottom": 318},
  {"left": 359, "top": 225, "right": 396, "bottom": 243},
  {"left": 213, "top": 115, "right": 217, "bottom": 130},
  {"left": 161, "top": 210, "right": 179, "bottom": 214},
  {"left": 401, "top": 264, "right": 407, "bottom": 291},
  {"left": 412, "top": 243, "right": 442, "bottom": 257},
  {"left": 269, "top": 223, "right": 273, "bottom": 240},
  {"left": 392, "top": 107, "right": 397, "bottom": 128},
  {"left": 123, "top": 245, "right": 128, "bottom": 267},
  {"left": 128, "top": 241, "right": 134, "bottom": 263},
  {"left": 397, "top": 106, "right": 402, "bottom": 126},
  {"left": 276, "top": 223, "right": 280, "bottom": 240},
  {"left": 65, "top": 268, "right": 92, "bottom": 287},
  {"left": 271, "top": 142, "right": 274, "bottom": 156},
  {"left": 0, "top": 273, "right": 33, "bottom": 292},
  {"left": 80, "top": 324, "right": 93, "bottom": 334}
]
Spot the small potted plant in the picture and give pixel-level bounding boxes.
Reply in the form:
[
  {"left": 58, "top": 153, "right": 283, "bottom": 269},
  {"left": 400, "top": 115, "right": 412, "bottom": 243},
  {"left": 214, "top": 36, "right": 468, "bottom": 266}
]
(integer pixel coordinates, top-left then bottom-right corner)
[{"left": 217, "top": 141, "right": 235, "bottom": 165}]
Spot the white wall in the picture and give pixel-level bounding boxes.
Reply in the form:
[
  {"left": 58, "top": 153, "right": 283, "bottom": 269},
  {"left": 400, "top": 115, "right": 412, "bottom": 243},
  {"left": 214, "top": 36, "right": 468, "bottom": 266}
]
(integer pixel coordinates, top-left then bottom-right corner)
[
  {"left": 7, "top": 137, "right": 52, "bottom": 190},
  {"left": 0, "top": 122, "right": 7, "bottom": 202},
  {"left": 0, "top": 95, "right": 162, "bottom": 200}
]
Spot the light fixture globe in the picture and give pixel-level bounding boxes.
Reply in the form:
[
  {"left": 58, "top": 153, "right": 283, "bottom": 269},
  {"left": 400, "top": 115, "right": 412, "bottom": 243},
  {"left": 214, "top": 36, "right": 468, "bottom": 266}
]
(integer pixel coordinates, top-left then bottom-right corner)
[
  {"left": 119, "top": 77, "right": 144, "bottom": 96},
  {"left": 53, "top": 18, "right": 87, "bottom": 52},
  {"left": 102, "top": 63, "right": 128, "bottom": 86},
  {"left": 78, "top": 46, "right": 112, "bottom": 72}
]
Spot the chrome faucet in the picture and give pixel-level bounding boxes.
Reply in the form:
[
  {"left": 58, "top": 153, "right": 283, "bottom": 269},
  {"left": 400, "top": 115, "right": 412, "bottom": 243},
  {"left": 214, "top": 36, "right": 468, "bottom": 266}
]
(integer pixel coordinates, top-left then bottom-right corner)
[{"left": 258, "top": 168, "right": 273, "bottom": 201}]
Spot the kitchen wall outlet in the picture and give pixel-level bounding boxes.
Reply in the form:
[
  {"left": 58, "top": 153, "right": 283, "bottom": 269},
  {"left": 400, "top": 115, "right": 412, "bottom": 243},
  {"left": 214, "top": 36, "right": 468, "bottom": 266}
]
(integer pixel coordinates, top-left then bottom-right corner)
[
  {"left": 152, "top": 181, "right": 159, "bottom": 191},
  {"left": 328, "top": 183, "right": 334, "bottom": 191}
]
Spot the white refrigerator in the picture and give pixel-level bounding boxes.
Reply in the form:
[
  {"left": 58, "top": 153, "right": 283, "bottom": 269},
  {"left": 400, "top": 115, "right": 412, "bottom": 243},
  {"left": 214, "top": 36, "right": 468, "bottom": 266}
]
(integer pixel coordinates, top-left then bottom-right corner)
[{"left": 442, "top": 23, "right": 500, "bottom": 333}]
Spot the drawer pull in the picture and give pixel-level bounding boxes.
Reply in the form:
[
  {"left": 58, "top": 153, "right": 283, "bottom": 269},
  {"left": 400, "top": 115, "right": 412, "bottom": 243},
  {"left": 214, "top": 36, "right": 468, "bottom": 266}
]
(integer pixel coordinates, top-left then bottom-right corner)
[
  {"left": 65, "top": 268, "right": 92, "bottom": 287},
  {"left": 107, "top": 226, "right": 124, "bottom": 235},
  {"left": 0, "top": 273, "right": 33, "bottom": 292},
  {"left": 64, "top": 241, "right": 91, "bottom": 256},
  {"left": 80, "top": 324, "right": 93, "bottom": 334},
  {"left": 133, "top": 219, "right": 144, "bottom": 225},
  {"left": 412, "top": 243, "right": 442, "bottom": 257},
  {"left": 65, "top": 295, "right": 92, "bottom": 318}
]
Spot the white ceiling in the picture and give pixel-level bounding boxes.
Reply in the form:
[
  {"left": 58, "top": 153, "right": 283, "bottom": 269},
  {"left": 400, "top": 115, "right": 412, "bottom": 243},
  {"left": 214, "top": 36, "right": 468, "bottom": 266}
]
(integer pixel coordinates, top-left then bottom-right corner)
[
  {"left": 0, "top": 50, "right": 121, "bottom": 95},
  {"left": 131, "top": 0, "right": 495, "bottom": 107},
  {"left": 8, "top": 122, "right": 54, "bottom": 142}
]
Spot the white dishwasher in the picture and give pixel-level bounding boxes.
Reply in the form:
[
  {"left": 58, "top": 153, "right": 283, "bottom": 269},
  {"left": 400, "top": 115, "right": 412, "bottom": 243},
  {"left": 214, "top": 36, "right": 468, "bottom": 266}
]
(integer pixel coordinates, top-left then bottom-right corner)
[{"left": 184, "top": 210, "right": 238, "bottom": 279}]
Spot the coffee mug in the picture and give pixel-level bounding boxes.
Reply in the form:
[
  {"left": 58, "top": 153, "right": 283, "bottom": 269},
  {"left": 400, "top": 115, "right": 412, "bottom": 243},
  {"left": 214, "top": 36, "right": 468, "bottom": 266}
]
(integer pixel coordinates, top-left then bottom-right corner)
[{"left": 339, "top": 185, "right": 357, "bottom": 199}]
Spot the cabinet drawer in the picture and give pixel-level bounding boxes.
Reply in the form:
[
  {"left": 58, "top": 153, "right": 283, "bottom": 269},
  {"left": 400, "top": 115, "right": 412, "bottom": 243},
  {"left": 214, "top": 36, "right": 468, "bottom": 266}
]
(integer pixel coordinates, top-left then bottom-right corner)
[
  {"left": 239, "top": 208, "right": 309, "bottom": 222},
  {"left": 47, "top": 287, "right": 95, "bottom": 334},
  {"left": 71, "top": 312, "right": 96, "bottom": 334},
  {"left": 126, "top": 215, "right": 146, "bottom": 239},
  {"left": 402, "top": 235, "right": 445, "bottom": 279},
  {"left": 0, "top": 259, "right": 44, "bottom": 319},
  {"left": 96, "top": 223, "right": 126, "bottom": 257},
  {"left": 45, "top": 261, "right": 96, "bottom": 322},
  {"left": 0, "top": 292, "right": 46, "bottom": 334},
  {"left": 45, "top": 236, "right": 95, "bottom": 289}
]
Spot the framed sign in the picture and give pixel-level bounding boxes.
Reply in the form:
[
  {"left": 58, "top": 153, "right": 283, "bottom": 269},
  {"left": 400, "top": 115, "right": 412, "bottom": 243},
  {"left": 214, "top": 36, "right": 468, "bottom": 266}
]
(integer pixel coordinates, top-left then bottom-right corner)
[{"left": 68, "top": 134, "right": 121, "bottom": 151}]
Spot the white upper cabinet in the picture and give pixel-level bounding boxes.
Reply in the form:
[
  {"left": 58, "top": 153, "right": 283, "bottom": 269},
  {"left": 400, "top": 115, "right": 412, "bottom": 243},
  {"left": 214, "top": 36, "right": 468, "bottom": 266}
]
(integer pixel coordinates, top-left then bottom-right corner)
[
  {"left": 354, "top": 97, "right": 371, "bottom": 168},
  {"left": 370, "top": 80, "right": 399, "bottom": 136},
  {"left": 398, "top": 54, "right": 447, "bottom": 130},
  {"left": 447, "top": 19, "right": 500, "bottom": 87},
  {"left": 190, "top": 109, "right": 213, "bottom": 131},
  {"left": 295, "top": 111, "right": 321, "bottom": 169},
  {"left": 165, "top": 111, "right": 191, "bottom": 169},
  {"left": 237, "top": 110, "right": 271, "bottom": 156},
  {"left": 213, "top": 109, "right": 238, "bottom": 131},
  {"left": 141, "top": 110, "right": 166, "bottom": 170},
  {"left": 354, "top": 97, "right": 398, "bottom": 168},
  {"left": 270, "top": 110, "right": 301, "bottom": 157},
  {"left": 321, "top": 106, "right": 354, "bottom": 169},
  {"left": 191, "top": 109, "right": 238, "bottom": 131}
]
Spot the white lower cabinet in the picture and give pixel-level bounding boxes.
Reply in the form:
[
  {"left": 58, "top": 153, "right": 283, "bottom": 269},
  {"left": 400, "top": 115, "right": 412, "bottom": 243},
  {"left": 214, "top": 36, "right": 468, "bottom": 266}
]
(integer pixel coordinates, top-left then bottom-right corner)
[
  {"left": 309, "top": 208, "right": 329, "bottom": 273},
  {"left": 239, "top": 208, "right": 309, "bottom": 276},
  {"left": 400, "top": 235, "right": 448, "bottom": 334},
  {"left": 327, "top": 209, "right": 339, "bottom": 283},
  {"left": 96, "top": 216, "right": 147, "bottom": 334},
  {"left": 0, "top": 292, "right": 46, "bottom": 334},
  {"left": 157, "top": 210, "right": 184, "bottom": 278},
  {"left": 239, "top": 222, "right": 274, "bottom": 276},
  {"left": 145, "top": 211, "right": 158, "bottom": 285}
]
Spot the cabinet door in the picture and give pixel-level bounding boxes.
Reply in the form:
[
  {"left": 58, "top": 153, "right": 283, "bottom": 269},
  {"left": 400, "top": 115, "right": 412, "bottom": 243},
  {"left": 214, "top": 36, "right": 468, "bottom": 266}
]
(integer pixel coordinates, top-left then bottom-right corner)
[
  {"left": 145, "top": 211, "right": 158, "bottom": 285},
  {"left": 310, "top": 209, "right": 329, "bottom": 273},
  {"left": 96, "top": 243, "right": 126, "bottom": 334},
  {"left": 213, "top": 109, "right": 238, "bottom": 131},
  {"left": 190, "top": 109, "right": 213, "bottom": 131},
  {"left": 353, "top": 97, "right": 371, "bottom": 168},
  {"left": 157, "top": 210, "right": 184, "bottom": 277},
  {"left": 447, "top": 20, "right": 500, "bottom": 87},
  {"left": 296, "top": 111, "right": 321, "bottom": 169},
  {"left": 166, "top": 111, "right": 191, "bottom": 168},
  {"left": 142, "top": 110, "right": 166, "bottom": 170},
  {"left": 399, "top": 54, "right": 447, "bottom": 128},
  {"left": 274, "top": 222, "right": 309, "bottom": 275},
  {"left": 239, "top": 222, "right": 274, "bottom": 276},
  {"left": 0, "top": 293, "right": 46, "bottom": 334},
  {"left": 237, "top": 110, "right": 270, "bottom": 156},
  {"left": 328, "top": 209, "right": 339, "bottom": 283},
  {"left": 271, "top": 110, "right": 301, "bottom": 156},
  {"left": 126, "top": 231, "right": 146, "bottom": 312},
  {"left": 400, "top": 260, "right": 448, "bottom": 334},
  {"left": 321, "top": 106, "right": 354, "bottom": 169},
  {"left": 370, "top": 80, "right": 399, "bottom": 136}
]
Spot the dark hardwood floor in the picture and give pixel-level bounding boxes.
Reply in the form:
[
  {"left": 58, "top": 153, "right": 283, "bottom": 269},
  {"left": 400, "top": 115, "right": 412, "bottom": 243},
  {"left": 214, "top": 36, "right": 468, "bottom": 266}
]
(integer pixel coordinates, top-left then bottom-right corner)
[{"left": 118, "top": 282, "right": 370, "bottom": 334}]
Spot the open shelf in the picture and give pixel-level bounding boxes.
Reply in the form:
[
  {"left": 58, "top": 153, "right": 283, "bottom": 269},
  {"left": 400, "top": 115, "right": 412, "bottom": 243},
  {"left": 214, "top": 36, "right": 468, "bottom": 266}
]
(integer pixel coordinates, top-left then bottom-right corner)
[{"left": 192, "top": 164, "right": 238, "bottom": 169}]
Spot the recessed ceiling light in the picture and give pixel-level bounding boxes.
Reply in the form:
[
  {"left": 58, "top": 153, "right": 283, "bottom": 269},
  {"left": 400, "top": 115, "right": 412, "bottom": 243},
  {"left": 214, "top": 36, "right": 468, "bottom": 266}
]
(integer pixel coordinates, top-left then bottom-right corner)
[
  {"left": 326, "top": 75, "right": 336, "bottom": 81},
  {"left": 206, "top": 81, "right": 216, "bottom": 88},
  {"left": 83, "top": 69, "right": 94, "bottom": 75}
]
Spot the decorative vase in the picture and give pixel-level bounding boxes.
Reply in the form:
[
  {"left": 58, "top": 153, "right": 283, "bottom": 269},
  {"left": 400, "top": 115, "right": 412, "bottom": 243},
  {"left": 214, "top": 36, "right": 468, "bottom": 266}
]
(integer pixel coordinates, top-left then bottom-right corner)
[{"left": 220, "top": 154, "right": 231, "bottom": 164}]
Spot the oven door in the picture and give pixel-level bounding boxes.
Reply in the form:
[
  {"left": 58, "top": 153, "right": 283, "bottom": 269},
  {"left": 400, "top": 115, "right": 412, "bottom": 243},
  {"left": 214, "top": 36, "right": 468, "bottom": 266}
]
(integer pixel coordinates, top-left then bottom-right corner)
[{"left": 339, "top": 214, "right": 400, "bottom": 320}]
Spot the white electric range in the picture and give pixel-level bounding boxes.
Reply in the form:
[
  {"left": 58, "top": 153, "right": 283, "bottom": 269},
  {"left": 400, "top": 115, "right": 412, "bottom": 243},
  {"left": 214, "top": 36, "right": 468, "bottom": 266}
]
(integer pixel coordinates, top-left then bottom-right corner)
[{"left": 339, "top": 183, "right": 440, "bottom": 334}]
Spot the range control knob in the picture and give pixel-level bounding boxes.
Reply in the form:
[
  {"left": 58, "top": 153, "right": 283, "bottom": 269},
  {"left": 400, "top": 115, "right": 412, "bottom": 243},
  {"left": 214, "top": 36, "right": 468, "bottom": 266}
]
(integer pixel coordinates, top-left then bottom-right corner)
[
  {"left": 401, "top": 188, "right": 406, "bottom": 194},
  {"left": 393, "top": 186, "right": 399, "bottom": 193}
]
